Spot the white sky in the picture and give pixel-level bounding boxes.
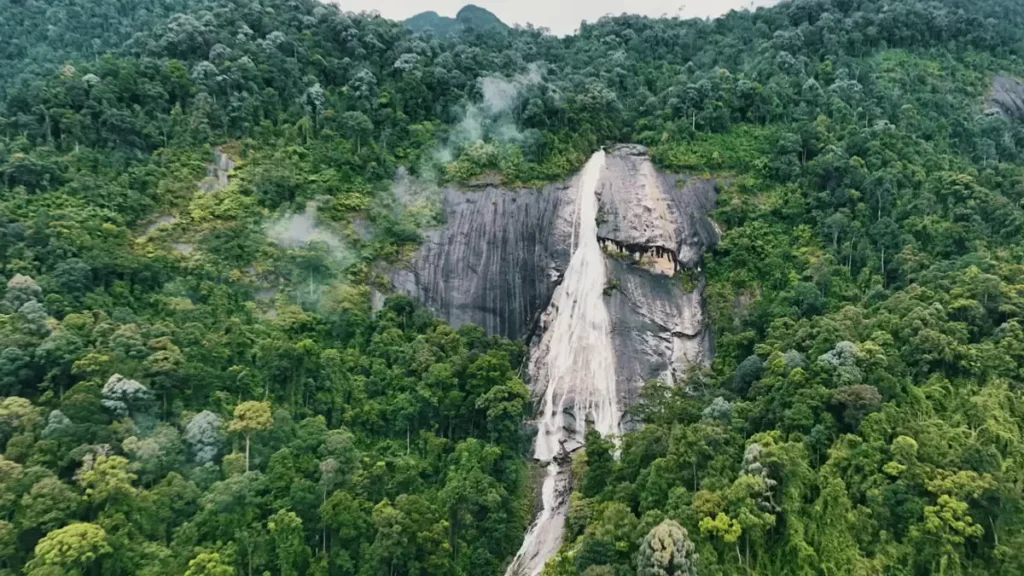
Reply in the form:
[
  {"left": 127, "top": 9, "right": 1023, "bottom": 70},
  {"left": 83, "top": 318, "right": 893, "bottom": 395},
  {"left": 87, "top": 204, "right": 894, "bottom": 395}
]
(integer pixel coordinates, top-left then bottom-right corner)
[{"left": 331, "top": 1, "right": 781, "bottom": 37}]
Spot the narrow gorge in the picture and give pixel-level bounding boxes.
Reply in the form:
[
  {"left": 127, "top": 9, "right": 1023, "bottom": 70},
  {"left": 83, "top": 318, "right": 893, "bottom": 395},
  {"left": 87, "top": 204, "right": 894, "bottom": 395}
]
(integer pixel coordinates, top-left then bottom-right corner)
[{"left": 392, "top": 144, "right": 721, "bottom": 575}]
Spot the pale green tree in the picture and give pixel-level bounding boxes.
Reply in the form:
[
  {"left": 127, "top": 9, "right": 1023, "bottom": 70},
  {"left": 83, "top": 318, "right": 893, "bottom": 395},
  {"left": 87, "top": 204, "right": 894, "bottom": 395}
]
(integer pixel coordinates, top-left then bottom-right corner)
[
  {"left": 269, "top": 509, "right": 310, "bottom": 576},
  {"left": 24, "top": 523, "right": 111, "bottom": 576},
  {"left": 637, "top": 519, "right": 697, "bottom": 576},
  {"left": 227, "top": 401, "right": 273, "bottom": 472},
  {"left": 184, "top": 551, "right": 236, "bottom": 576}
]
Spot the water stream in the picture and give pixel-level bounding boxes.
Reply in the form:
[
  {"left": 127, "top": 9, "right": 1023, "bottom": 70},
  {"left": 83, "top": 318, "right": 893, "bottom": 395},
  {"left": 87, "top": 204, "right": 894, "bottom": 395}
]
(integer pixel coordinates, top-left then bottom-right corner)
[{"left": 505, "top": 150, "right": 619, "bottom": 576}]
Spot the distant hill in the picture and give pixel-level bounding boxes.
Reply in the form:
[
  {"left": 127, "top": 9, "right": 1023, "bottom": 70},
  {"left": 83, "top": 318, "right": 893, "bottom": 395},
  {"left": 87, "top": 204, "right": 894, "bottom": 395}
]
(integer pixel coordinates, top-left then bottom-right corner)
[{"left": 406, "top": 4, "right": 508, "bottom": 35}]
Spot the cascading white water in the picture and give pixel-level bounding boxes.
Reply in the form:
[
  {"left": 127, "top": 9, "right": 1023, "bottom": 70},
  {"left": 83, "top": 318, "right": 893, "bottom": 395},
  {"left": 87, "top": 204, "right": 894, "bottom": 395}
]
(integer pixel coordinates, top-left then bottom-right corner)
[
  {"left": 533, "top": 150, "right": 619, "bottom": 462},
  {"left": 505, "top": 150, "right": 619, "bottom": 576}
]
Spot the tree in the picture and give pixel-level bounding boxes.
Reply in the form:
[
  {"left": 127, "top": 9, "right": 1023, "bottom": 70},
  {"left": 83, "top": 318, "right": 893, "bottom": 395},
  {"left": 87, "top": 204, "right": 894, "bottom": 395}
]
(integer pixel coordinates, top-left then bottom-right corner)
[
  {"left": 41, "top": 410, "right": 72, "bottom": 439},
  {"left": 269, "top": 509, "right": 310, "bottom": 576},
  {"left": 0, "top": 520, "right": 15, "bottom": 568},
  {"left": 702, "top": 397, "right": 734, "bottom": 424},
  {"left": 583, "top": 428, "right": 616, "bottom": 498},
  {"left": 18, "top": 476, "right": 80, "bottom": 533},
  {"left": 0, "top": 396, "right": 41, "bottom": 439},
  {"left": 733, "top": 355, "right": 764, "bottom": 395},
  {"left": 637, "top": 520, "right": 697, "bottom": 576},
  {"left": 830, "top": 385, "right": 882, "bottom": 430},
  {"left": 4, "top": 274, "right": 42, "bottom": 311},
  {"left": 339, "top": 112, "right": 373, "bottom": 153},
  {"left": 24, "top": 523, "right": 111, "bottom": 576},
  {"left": 0, "top": 347, "right": 36, "bottom": 396},
  {"left": 184, "top": 551, "right": 236, "bottom": 576},
  {"left": 185, "top": 411, "right": 225, "bottom": 465},
  {"left": 368, "top": 495, "right": 452, "bottom": 576},
  {"left": 228, "top": 401, "right": 274, "bottom": 472},
  {"left": 474, "top": 376, "right": 530, "bottom": 445},
  {"left": 100, "top": 374, "right": 153, "bottom": 419},
  {"left": 303, "top": 84, "right": 326, "bottom": 131},
  {"left": 808, "top": 475, "right": 867, "bottom": 574},
  {"left": 123, "top": 425, "right": 186, "bottom": 484},
  {"left": 575, "top": 502, "right": 640, "bottom": 572},
  {"left": 78, "top": 455, "right": 138, "bottom": 513},
  {"left": 321, "top": 491, "right": 371, "bottom": 573}
]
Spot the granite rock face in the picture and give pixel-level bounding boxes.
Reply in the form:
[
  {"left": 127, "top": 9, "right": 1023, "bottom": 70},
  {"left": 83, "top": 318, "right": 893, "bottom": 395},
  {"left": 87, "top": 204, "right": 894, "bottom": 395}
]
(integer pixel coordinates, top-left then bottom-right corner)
[
  {"left": 596, "top": 144, "right": 719, "bottom": 269},
  {"left": 391, "top": 181, "right": 578, "bottom": 341},
  {"left": 988, "top": 76, "right": 1024, "bottom": 118},
  {"left": 593, "top": 145, "right": 718, "bottom": 424},
  {"left": 604, "top": 259, "right": 714, "bottom": 428},
  {"left": 394, "top": 144, "right": 720, "bottom": 404}
]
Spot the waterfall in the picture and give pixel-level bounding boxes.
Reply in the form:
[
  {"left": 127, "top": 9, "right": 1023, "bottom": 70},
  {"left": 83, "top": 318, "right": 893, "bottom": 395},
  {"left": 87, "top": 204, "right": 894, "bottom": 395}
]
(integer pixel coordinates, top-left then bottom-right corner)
[{"left": 505, "top": 150, "right": 619, "bottom": 576}]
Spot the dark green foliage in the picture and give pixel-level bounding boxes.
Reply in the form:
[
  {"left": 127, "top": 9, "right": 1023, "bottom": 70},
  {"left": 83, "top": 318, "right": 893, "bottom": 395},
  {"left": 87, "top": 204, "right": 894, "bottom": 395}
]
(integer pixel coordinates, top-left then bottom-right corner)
[
  {"left": 732, "top": 355, "right": 763, "bottom": 396},
  {"left": 581, "top": 428, "right": 614, "bottom": 498},
  {"left": 3, "top": 0, "right": 1024, "bottom": 574}
]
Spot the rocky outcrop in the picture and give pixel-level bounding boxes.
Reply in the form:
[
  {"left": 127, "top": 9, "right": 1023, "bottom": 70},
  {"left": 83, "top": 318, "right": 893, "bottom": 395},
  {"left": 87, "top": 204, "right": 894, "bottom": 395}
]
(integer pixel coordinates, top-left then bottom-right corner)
[
  {"left": 394, "top": 145, "right": 719, "bottom": 351},
  {"left": 594, "top": 145, "right": 718, "bottom": 416},
  {"left": 988, "top": 76, "right": 1024, "bottom": 118},
  {"left": 200, "top": 148, "right": 235, "bottom": 193},
  {"left": 605, "top": 260, "right": 713, "bottom": 426},
  {"left": 596, "top": 144, "right": 719, "bottom": 269},
  {"left": 391, "top": 182, "right": 577, "bottom": 341},
  {"left": 394, "top": 146, "right": 719, "bottom": 384}
]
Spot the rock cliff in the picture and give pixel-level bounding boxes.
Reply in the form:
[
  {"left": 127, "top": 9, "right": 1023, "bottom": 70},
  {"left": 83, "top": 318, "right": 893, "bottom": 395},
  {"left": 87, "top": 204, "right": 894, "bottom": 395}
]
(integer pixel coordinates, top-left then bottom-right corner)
[
  {"left": 596, "top": 144, "right": 719, "bottom": 269},
  {"left": 392, "top": 144, "right": 719, "bottom": 395},
  {"left": 594, "top": 145, "right": 718, "bottom": 423},
  {"left": 390, "top": 182, "right": 577, "bottom": 341}
]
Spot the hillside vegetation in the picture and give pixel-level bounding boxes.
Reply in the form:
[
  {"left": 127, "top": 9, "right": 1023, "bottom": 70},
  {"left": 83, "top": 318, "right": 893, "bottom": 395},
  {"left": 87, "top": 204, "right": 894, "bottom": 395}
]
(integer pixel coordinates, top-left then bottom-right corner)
[{"left": 2, "top": 0, "right": 1024, "bottom": 575}]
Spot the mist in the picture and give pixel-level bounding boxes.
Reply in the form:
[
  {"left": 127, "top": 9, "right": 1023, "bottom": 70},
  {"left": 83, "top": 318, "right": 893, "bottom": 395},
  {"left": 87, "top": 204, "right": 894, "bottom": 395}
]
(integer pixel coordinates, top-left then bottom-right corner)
[
  {"left": 389, "top": 65, "right": 544, "bottom": 224},
  {"left": 269, "top": 203, "right": 337, "bottom": 249},
  {"left": 447, "top": 64, "right": 543, "bottom": 150},
  {"left": 265, "top": 202, "right": 360, "bottom": 310},
  {"left": 267, "top": 202, "right": 355, "bottom": 267}
]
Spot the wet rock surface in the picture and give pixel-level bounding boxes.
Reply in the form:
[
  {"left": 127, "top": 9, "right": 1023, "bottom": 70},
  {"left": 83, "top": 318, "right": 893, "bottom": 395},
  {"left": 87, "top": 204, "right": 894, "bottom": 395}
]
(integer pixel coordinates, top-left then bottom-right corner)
[
  {"left": 505, "top": 459, "right": 574, "bottom": 576},
  {"left": 391, "top": 182, "right": 577, "bottom": 341}
]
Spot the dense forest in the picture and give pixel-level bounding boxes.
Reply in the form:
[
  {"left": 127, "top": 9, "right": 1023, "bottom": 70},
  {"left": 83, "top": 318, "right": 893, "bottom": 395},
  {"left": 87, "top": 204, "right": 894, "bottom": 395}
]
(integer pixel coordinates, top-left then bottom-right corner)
[{"left": 3, "top": 0, "right": 1024, "bottom": 575}]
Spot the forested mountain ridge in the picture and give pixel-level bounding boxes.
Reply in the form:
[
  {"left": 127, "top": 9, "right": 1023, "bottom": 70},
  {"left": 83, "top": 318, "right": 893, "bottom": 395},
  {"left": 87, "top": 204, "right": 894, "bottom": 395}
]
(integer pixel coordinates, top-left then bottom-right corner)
[
  {"left": 405, "top": 5, "right": 509, "bottom": 36},
  {"left": 2, "top": 0, "right": 1024, "bottom": 575}
]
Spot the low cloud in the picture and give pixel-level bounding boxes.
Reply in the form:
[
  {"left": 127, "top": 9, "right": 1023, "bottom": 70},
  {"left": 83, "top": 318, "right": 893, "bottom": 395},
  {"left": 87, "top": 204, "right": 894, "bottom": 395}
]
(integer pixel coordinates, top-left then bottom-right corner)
[
  {"left": 447, "top": 64, "right": 543, "bottom": 150},
  {"left": 268, "top": 202, "right": 343, "bottom": 251},
  {"left": 267, "top": 202, "right": 357, "bottom": 269}
]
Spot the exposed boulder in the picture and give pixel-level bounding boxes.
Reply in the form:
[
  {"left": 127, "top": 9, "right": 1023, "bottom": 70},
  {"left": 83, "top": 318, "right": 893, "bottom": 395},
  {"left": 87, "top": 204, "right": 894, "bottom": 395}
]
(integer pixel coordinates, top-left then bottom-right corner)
[
  {"left": 199, "top": 147, "right": 235, "bottom": 193},
  {"left": 988, "top": 76, "right": 1024, "bottom": 118}
]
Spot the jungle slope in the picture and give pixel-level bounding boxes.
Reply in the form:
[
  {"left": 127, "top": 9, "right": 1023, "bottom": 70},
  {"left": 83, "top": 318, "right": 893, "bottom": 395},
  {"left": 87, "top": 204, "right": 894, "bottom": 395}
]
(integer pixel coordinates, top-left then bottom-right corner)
[{"left": 2, "top": 0, "right": 1024, "bottom": 575}]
